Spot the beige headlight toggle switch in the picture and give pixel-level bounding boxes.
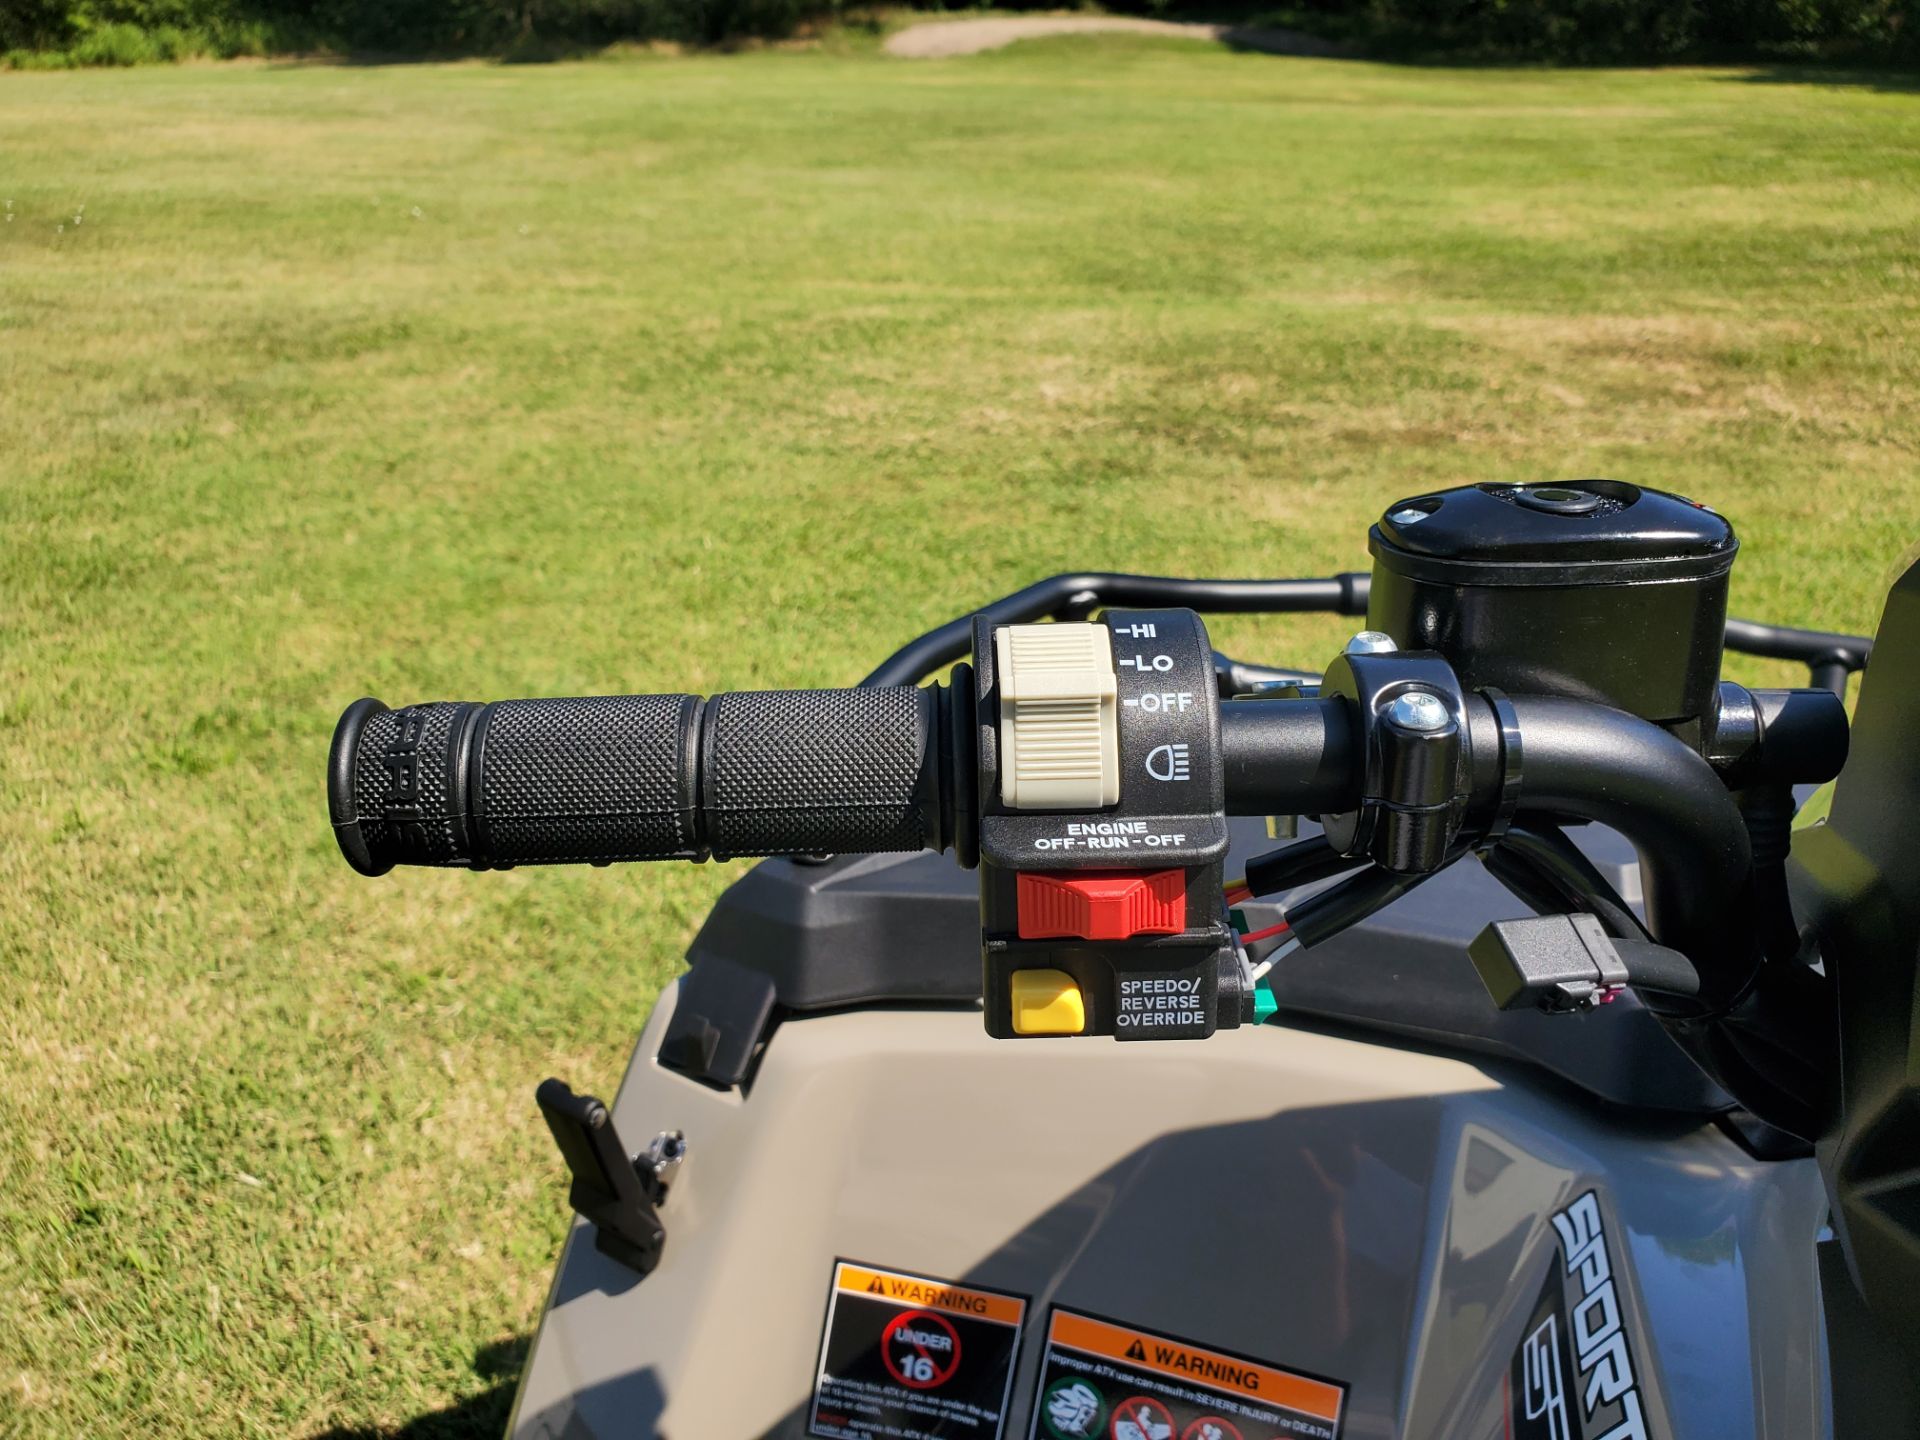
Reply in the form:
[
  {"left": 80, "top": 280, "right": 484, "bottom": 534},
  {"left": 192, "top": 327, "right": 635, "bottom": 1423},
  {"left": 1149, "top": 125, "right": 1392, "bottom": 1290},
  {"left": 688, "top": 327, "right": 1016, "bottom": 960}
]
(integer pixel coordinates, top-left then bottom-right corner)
[{"left": 993, "top": 623, "right": 1120, "bottom": 810}]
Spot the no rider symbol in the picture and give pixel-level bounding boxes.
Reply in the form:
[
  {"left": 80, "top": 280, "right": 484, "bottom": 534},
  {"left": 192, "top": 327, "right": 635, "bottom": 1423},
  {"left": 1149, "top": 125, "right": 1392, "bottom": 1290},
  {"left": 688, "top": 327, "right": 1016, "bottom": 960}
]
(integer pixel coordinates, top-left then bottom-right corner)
[{"left": 881, "top": 1308, "right": 962, "bottom": 1390}]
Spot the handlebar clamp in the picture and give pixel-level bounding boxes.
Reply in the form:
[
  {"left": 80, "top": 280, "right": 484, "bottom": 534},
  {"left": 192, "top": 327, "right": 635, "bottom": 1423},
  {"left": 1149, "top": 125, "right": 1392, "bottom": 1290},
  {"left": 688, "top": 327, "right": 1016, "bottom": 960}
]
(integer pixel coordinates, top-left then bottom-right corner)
[{"left": 1318, "top": 650, "right": 1476, "bottom": 874}]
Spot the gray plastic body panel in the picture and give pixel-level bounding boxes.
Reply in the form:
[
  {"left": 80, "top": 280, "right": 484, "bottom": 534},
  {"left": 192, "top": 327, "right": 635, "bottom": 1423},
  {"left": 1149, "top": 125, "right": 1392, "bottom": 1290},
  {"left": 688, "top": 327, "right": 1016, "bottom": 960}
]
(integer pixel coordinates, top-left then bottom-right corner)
[{"left": 508, "top": 989, "right": 1829, "bottom": 1440}]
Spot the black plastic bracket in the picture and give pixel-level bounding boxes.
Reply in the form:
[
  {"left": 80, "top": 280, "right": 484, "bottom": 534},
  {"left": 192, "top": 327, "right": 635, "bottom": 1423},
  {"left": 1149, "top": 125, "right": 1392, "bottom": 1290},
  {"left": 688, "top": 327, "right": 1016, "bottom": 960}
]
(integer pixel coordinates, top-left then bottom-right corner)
[
  {"left": 657, "top": 952, "right": 778, "bottom": 1087},
  {"left": 536, "top": 1078, "right": 682, "bottom": 1277}
]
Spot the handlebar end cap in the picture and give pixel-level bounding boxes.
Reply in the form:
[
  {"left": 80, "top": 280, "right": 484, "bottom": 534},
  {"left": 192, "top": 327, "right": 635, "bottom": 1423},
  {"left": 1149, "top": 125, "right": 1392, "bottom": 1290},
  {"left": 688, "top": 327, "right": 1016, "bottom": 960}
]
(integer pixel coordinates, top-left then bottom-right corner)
[{"left": 329, "top": 697, "right": 393, "bottom": 877}]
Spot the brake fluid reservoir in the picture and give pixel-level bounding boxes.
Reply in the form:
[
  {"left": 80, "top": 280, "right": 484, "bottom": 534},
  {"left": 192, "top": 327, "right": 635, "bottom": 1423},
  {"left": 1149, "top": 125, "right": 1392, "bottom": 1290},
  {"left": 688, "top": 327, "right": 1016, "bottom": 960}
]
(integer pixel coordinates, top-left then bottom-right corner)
[{"left": 1367, "top": 481, "right": 1737, "bottom": 748}]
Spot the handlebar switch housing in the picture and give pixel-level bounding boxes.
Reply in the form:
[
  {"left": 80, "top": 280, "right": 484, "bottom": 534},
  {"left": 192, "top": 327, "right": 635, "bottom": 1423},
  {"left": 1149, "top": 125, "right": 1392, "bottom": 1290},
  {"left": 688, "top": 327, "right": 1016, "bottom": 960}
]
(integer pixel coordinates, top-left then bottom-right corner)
[
  {"left": 974, "top": 609, "right": 1247, "bottom": 1041},
  {"left": 1318, "top": 651, "right": 1474, "bottom": 874}
]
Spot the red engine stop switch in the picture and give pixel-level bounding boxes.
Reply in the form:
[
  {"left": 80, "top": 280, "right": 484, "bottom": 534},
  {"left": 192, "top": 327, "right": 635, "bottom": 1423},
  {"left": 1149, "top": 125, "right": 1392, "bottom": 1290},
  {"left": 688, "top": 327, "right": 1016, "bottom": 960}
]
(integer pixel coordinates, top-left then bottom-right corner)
[{"left": 1016, "top": 868, "right": 1188, "bottom": 941}]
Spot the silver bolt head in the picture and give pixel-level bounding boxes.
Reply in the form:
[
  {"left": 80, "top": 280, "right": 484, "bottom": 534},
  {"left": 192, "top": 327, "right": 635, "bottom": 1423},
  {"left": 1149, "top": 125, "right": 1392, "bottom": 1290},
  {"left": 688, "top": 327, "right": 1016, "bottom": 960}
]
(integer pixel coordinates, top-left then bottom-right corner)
[
  {"left": 1388, "top": 507, "right": 1432, "bottom": 526},
  {"left": 645, "top": 1130, "right": 686, "bottom": 1173},
  {"left": 1385, "top": 690, "right": 1451, "bottom": 732},
  {"left": 1345, "top": 630, "right": 1397, "bottom": 655}
]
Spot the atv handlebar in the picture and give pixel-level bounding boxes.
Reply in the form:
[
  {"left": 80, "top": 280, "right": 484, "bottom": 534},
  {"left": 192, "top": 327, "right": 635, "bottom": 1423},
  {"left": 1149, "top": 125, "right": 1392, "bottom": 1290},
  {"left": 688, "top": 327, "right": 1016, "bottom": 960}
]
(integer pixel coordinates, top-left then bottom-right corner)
[
  {"left": 325, "top": 633, "right": 1847, "bottom": 1139},
  {"left": 329, "top": 683, "right": 1379, "bottom": 874},
  {"left": 328, "top": 687, "right": 950, "bottom": 875},
  {"left": 319, "top": 486, "right": 1878, "bottom": 1146},
  {"left": 329, "top": 679, "right": 1838, "bottom": 896}
]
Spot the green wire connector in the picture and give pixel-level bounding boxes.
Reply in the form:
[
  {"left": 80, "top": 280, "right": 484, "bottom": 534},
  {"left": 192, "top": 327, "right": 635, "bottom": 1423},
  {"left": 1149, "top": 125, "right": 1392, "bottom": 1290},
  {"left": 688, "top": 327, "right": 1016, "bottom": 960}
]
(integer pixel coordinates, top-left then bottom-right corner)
[{"left": 1253, "top": 984, "right": 1278, "bottom": 1024}]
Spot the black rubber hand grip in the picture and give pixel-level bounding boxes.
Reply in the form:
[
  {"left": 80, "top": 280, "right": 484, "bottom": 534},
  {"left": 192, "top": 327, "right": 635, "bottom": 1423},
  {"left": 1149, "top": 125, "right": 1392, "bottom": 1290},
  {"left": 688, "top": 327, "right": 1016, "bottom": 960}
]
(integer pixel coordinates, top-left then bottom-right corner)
[{"left": 328, "top": 687, "right": 944, "bottom": 875}]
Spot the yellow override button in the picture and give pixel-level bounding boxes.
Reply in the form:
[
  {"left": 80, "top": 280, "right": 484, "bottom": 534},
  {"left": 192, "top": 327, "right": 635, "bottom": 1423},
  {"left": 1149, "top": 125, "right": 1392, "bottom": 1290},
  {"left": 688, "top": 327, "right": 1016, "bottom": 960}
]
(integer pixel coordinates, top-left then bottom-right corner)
[{"left": 1011, "top": 969, "right": 1085, "bottom": 1035}]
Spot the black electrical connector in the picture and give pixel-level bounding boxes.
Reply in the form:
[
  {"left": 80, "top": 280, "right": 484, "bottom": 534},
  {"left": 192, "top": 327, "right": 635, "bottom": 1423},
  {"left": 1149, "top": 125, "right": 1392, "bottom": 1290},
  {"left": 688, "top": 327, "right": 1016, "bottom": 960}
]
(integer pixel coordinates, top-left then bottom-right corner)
[
  {"left": 1485, "top": 823, "right": 1651, "bottom": 943},
  {"left": 1469, "top": 913, "right": 1701, "bottom": 1015}
]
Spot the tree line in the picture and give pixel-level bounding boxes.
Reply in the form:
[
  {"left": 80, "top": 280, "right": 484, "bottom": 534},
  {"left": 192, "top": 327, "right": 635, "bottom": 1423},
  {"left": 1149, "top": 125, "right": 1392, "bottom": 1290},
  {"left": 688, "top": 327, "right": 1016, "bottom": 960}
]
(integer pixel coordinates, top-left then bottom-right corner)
[{"left": 5, "top": 0, "right": 1916, "bottom": 66}]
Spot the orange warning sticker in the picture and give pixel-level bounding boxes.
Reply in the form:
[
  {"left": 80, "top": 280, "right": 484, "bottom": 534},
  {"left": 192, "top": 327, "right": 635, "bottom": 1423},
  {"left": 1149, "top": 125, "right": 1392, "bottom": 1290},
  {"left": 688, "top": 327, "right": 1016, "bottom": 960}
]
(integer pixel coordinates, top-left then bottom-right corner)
[
  {"left": 811, "top": 1261, "right": 1029, "bottom": 1440},
  {"left": 834, "top": 1263, "right": 1029, "bottom": 1327},
  {"left": 1030, "top": 1308, "right": 1346, "bottom": 1440},
  {"left": 1048, "top": 1312, "right": 1342, "bottom": 1422}
]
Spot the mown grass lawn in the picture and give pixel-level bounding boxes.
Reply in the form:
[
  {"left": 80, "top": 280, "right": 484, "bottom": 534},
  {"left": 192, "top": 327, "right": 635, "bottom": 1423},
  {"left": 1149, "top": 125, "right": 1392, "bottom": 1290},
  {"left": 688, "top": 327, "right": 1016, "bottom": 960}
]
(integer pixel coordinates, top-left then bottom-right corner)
[{"left": 2, "top": 33, "right": 1917, "bottom": 1437}]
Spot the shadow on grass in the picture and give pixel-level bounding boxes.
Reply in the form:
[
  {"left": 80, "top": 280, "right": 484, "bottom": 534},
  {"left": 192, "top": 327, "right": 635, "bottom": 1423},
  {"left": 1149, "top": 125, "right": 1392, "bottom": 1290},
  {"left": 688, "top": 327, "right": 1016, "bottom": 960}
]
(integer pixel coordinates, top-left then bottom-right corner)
[
  {"left": 263, "top": 40, "right": 635, "bottom": 68},
  {"left": 1722, "top": 65, "right": 1920, "bottom": 94},
  {"left": 1215, "top": 24, "right": 1354, "bottom": 58},
  {"left": 311, "top": 1337, "right": 528, "bottom": 1440},
  {"left": 1210, "top": 7, "right": 1920, "bottom": 74}
]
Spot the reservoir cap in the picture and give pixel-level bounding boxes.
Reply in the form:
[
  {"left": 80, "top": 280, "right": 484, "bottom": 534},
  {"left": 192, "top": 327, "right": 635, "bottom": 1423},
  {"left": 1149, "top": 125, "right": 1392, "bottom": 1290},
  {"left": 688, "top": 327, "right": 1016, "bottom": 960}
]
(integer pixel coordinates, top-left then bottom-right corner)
[{"left": 1372, "top": 481, "right": 1737, "bottom": 586}]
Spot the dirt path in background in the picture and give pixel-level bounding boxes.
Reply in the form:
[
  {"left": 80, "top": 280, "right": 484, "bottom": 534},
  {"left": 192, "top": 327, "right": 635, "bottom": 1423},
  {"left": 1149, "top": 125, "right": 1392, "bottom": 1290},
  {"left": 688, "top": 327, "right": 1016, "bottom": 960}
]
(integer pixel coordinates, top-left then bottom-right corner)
[{"left": 883, "top": 15, "right": 1348, "bottom": 58}]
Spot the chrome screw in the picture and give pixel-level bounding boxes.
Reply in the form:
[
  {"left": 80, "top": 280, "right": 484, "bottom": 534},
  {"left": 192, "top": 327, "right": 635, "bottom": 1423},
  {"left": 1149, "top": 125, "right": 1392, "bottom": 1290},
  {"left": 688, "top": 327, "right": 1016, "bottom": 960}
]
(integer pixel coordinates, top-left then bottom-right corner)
[{"left": 1385, "top": 690, "right": 1450, "bottom": 732}]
